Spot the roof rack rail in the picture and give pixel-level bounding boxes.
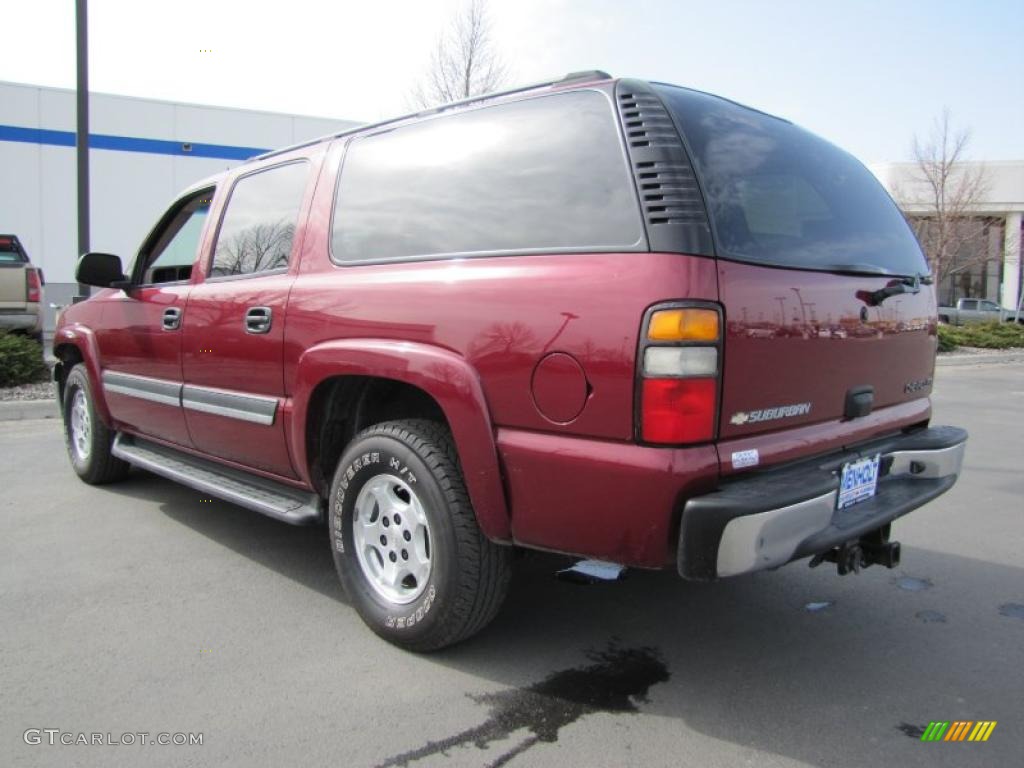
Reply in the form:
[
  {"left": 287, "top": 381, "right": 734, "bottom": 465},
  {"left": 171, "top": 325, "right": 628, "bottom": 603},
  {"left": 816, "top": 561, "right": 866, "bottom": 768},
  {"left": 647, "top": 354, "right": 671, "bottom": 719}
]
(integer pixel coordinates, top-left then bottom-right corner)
[
  {"left": 252, "top": 70, "right": 613, "bottom": 162},
  {"left": 559, "top": 70, "right": 613, "bottom": 83},
  {"left": 414, "top": 69, "right": 613, "bottom": 118}
]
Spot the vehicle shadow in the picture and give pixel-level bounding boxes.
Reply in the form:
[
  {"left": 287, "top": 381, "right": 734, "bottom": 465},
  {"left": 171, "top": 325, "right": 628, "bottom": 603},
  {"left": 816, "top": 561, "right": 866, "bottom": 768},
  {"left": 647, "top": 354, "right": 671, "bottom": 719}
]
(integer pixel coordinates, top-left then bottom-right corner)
[
  {"left": 100, "top": 470, "right": 1021, "bottom": 768},
  {"left": 104, "top": 469, "right": 347, "bottom": 604}
]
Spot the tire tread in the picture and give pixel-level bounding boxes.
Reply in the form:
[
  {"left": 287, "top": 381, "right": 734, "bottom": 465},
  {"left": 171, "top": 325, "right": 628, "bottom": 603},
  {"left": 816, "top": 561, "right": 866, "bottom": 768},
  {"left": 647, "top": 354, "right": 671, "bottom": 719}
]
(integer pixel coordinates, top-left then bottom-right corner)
[{"left": 346, "top": 419, "right": 511, "bottom": 651}]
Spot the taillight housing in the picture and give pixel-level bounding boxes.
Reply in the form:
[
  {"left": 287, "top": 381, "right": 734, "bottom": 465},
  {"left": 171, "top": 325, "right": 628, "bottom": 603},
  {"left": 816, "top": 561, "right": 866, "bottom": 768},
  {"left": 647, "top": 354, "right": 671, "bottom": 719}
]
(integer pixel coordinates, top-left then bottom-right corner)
[
  {"left": 637, "top": 303, "right": 722, "bottom": 445},
  {"left": 26, "top": 268, "right": 42, "bottom": 303}
]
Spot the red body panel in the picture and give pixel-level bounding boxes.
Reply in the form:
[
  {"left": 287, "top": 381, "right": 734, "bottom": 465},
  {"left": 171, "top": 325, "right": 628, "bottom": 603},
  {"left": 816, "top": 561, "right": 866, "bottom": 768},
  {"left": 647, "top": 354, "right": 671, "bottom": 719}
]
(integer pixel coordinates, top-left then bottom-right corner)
[
  {"left": 717, "top": 261, "right": 936, "bottom": 443},
  {"left": 182, "top": 273, "right": 297, "bottom": 477},
  {"left": 497, "top": 428, "right": 719, "bottom": 567},
  {"left": 96, "top": 285, "right": 192, "bottom": 446},
  {"left": 289, "top": 338, "right": 512, "bottom": 540}
]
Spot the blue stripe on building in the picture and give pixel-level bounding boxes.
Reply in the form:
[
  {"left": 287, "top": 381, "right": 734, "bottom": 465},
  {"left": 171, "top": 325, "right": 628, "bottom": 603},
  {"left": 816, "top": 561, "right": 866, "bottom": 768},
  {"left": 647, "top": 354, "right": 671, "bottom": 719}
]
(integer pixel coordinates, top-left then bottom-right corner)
[{"left": 0, "top": 124, "right": 268, "bottom": 160}]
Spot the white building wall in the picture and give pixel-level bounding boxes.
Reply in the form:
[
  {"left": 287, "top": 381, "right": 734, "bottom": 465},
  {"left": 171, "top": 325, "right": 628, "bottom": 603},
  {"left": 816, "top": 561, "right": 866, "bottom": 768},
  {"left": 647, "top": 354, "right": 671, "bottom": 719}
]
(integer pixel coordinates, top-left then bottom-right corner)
[
  {"left": 871, "top": 160, "right": 1024, "bottom": 310},
  {"left": 0, "top": 81, "right": 360, "bottom": 328}
]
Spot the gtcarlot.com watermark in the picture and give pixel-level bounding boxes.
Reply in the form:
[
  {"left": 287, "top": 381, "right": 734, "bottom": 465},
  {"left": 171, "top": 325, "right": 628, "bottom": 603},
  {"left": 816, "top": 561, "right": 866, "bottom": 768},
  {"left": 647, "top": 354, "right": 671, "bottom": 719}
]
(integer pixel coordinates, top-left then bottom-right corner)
[{"left": 24, "top": 729, "right": 203, "bottom": 747}]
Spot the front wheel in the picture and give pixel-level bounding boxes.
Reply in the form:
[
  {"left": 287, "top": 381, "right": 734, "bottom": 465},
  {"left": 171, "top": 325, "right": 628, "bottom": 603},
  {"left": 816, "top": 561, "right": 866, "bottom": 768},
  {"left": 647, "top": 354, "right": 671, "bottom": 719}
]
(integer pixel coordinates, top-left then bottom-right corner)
[
  {"left": 62, "top": 364, "right": 130, "bottom": 484},
  {"left": 329, "top": 419, "right": 511, "bottom": 651}
]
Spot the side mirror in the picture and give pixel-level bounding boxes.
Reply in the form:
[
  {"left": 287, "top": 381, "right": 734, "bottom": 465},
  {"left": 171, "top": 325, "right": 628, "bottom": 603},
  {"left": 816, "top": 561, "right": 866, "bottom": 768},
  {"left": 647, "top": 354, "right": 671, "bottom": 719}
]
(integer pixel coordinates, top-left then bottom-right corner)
[{"left": 76, "top": 252, "right": 128, "bottom": 289}]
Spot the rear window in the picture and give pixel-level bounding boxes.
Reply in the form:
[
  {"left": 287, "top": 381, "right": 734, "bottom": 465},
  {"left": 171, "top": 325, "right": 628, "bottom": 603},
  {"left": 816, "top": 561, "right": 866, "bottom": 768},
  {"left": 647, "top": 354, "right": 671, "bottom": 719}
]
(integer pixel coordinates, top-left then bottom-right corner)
[
  {"left": 654, "top": 85, "right": 929, "bottom": 277},
  {"left": 0, "top": 237, "right": 26, "bottom": 264},
  {"left": 331, "top": 90, "right": 644, "bottom": 263}
]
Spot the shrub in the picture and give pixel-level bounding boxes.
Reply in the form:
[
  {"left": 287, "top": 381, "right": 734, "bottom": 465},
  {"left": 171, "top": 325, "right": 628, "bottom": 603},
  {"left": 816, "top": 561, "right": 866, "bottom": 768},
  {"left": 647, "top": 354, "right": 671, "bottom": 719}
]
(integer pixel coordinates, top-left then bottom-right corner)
[
  {"left": 937, "top": 325, "right": 958, "bottom": 352},
  {"left": 0, "top": 332, "right": 49, "bottom": 387},
  {"left": 937, "top": 321, "right": 1024, "bottom": 352}
]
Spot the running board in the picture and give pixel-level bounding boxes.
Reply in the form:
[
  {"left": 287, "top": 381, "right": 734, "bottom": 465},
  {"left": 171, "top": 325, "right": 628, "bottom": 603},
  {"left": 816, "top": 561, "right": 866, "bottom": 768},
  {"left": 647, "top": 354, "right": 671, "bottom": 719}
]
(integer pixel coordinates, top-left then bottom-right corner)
[{"left": 112, "top": 434, "right": 322, "bottom": 525}]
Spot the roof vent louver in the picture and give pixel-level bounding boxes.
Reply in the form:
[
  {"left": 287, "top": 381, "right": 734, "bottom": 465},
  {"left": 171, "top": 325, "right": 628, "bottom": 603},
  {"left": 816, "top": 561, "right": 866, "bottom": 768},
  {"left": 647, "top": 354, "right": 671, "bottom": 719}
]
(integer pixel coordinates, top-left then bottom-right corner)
[{"left": 615, "top": 81, "right": 714, "bottom": 257}]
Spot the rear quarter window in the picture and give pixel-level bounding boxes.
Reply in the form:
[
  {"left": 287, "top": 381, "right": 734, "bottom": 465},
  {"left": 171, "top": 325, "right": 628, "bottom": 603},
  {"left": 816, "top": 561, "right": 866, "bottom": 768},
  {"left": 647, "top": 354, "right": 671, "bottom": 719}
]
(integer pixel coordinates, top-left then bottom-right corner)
[
  {"left": 654, "top": 85, "right": 929, "bottom": 277},
  {"left": 331, "top": 90, "right": 645, "bottom": 263}
]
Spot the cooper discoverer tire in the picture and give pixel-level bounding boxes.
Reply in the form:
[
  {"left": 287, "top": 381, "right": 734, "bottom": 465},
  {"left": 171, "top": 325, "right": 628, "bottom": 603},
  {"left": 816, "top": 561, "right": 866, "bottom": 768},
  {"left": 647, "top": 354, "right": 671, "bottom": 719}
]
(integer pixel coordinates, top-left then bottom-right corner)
[
  {"left": 329, "top": 419, "right": 511, "bottom": 651},
  {"left": 62, "top": 364, "right": 130, "bottom": 485}
]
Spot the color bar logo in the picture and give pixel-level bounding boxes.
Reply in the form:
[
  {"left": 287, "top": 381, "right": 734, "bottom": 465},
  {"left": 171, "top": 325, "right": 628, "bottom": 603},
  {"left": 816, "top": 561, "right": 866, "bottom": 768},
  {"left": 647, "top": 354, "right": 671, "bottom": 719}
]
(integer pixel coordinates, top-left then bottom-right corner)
[{"left": 921, "top": 721, "right": 997, "bottom": 742}]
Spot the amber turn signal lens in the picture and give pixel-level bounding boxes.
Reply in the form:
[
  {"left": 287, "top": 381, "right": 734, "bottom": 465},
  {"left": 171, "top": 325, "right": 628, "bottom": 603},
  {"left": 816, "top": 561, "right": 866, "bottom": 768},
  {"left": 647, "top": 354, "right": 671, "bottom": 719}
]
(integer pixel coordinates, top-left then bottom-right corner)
[{"left": 647, "top": 308, "right": 719, "bottom": 342}]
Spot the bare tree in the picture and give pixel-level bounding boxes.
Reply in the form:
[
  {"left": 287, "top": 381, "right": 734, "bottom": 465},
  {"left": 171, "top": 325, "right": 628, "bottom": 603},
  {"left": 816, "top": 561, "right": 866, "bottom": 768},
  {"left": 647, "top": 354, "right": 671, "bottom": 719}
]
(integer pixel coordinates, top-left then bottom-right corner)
[
  {"left": 897, "top": 109, "right": 990, "bottom": 290},
  {"left": 213, "top": 221, "right": 295, "bottom": 276},
  {"left": 409, "top": 0, "right": 508, "bottom": 109}
]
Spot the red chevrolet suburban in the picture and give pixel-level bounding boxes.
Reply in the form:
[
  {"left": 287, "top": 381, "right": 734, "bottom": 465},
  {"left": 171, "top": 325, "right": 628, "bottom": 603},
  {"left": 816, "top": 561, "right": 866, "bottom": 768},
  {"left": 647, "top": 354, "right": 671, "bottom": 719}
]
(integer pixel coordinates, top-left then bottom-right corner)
[{"left": 56, "top": 72, "right": 967, "bottom": 651}]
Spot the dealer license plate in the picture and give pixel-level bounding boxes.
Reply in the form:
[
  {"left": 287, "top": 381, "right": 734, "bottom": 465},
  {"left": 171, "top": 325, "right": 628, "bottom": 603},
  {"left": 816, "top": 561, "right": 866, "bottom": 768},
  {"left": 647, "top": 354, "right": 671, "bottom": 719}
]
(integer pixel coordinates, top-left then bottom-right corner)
[{"left": 837, "top": 454, "right": 880, "bottom": 510}]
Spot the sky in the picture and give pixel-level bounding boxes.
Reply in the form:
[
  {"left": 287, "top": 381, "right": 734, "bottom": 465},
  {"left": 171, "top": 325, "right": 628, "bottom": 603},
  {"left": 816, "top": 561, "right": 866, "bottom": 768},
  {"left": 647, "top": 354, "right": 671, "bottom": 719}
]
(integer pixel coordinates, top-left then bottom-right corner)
[{"left": 1, "top": 0, "right": 1020, "bottom": 165}]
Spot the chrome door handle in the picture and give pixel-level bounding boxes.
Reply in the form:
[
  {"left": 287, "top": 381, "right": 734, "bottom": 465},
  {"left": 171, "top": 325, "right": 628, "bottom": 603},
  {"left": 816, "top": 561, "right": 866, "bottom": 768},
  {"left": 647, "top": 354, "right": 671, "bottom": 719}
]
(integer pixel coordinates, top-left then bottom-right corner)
[
  {"left": 162, "top": 307, "right": 182, "bottom": 331},
  {"left": 245, "top": 306, "right": 272, "bottom": 334}
]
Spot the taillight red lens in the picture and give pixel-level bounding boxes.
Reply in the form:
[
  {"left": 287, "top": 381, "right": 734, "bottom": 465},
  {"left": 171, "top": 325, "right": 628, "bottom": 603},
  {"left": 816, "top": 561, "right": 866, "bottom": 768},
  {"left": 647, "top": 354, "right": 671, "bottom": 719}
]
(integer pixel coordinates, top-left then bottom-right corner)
[
  {"left": 641, "top": 378, "right": 716, "bottom": 444},
  {"left": 26, "top": 269, "right": 42, "bottom": 302}
]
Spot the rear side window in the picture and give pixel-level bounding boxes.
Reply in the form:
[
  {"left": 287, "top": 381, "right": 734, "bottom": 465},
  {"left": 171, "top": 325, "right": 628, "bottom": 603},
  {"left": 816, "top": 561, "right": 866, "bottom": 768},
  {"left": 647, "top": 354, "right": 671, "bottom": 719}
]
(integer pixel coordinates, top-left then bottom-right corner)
[
  {"left": 210, "top": 161, "right": 309, "bottom": 277},
  {"left": 331, "top": 90, "right": 644, "bottom": 263},
  {"left": 654, "top": 85, "right": 929, "bottom": 277}
]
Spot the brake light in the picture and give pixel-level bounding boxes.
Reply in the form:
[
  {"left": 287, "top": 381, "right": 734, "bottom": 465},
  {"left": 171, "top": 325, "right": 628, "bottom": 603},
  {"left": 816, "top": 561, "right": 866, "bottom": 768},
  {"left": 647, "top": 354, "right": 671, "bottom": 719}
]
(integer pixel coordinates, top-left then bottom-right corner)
[
  {"left": 639, "top": 303, "right": 721, "bottom": 445},
  {"left": 26, "top": 268, "right": 42, "bottom": 302}
]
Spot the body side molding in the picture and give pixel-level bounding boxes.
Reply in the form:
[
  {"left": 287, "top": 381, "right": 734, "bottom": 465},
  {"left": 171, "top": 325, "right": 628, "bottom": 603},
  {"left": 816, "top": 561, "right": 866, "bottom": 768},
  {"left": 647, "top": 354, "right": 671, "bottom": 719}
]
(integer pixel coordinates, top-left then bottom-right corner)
[
  {"left": 99, "top": 370, "right": 280, "bottom": 425},
  {"left": 102, "top": 370, "right": 182, "bottom": 407},
  {"left": 181, "top": 384, "right": 278, "bottom": 425}
]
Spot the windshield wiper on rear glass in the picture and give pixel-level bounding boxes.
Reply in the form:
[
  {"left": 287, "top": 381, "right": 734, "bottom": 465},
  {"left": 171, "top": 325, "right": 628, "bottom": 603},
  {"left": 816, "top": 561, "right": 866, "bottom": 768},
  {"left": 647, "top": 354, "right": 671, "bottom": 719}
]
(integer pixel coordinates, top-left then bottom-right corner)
[{"left": 857, "top": 273, "right": 933, "bottom": 307}]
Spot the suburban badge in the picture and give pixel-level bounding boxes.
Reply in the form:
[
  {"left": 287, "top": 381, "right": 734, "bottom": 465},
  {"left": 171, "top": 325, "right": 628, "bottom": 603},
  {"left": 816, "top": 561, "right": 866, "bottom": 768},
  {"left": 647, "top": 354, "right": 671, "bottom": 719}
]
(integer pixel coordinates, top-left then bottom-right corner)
[{"left": 730, "top": 402, "right": 812, "bottom": 426}]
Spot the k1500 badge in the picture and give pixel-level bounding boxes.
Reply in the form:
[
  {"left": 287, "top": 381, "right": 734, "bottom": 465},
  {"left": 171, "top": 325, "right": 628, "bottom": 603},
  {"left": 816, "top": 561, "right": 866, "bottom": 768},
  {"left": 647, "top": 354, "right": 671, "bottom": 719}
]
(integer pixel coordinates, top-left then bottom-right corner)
[
  {"left": 730, "top": 402, "right": 812, "bottom": 426},
  {"left": 904, "top": 376, "right": 933, "bottom": 394}
]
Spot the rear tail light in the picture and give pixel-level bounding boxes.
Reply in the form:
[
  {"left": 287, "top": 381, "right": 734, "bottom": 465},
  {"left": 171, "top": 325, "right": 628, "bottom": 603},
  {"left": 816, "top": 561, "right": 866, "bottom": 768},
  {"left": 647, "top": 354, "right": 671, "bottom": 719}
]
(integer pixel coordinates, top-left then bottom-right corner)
[
  {"left": 26, "top": 268, "right": 42, "bottom": 303},
  {"left": 638, "top": 303, "right": 721, "bottom": 445}
]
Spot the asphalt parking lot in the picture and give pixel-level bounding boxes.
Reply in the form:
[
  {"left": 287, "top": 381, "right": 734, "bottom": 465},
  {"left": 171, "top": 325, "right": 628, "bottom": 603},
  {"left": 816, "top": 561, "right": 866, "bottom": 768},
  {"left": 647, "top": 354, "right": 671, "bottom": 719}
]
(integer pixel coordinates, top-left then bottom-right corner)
[{"left": 1, "top": 361, "right": 1021, "bottom": 768}]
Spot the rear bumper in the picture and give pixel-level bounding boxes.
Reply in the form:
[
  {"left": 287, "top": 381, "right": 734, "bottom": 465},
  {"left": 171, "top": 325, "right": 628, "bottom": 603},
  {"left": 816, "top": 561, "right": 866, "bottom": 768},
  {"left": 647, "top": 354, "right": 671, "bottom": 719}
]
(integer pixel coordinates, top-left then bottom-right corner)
[
  {"left": 0, "top": 308, "right": 42, "bottom": 333},
  {"left": 678, "top": 425, "right": 967, "bottom": 580}
]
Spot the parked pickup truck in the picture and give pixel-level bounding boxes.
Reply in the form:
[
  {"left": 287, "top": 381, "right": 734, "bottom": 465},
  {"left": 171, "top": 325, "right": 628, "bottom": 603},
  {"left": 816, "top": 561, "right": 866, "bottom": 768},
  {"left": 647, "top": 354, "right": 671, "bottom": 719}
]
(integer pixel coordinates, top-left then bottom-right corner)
[
  {"left": 0, "top": 234, "right": 44, "bottom": 342},
  {"left": 55, "top": 71, "right": 967, "bottom": 651},
  {"left": 938, "top": 298, "right": 1022, "bottom": 325}
]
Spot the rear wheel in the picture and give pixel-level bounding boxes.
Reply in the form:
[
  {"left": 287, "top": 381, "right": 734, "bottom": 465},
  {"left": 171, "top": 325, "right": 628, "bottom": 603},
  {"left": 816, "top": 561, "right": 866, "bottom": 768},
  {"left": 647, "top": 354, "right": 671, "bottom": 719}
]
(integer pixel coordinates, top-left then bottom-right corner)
[
  {"left": 62, "top": 364, "right": 130, "bottom": 484},
  {"left": 328, "top": 419, "right": 511, "bottom": 651}
]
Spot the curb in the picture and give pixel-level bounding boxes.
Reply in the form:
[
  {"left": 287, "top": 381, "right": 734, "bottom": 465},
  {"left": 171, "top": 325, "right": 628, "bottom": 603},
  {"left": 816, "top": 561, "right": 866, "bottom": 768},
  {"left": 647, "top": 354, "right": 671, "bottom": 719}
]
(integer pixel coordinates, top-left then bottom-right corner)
[
  {"left": 935, "top": 350, "right": 1024, "bottom": 367},
  {"left": 0, "top": 400, "right": 60, "bottom": 421}
]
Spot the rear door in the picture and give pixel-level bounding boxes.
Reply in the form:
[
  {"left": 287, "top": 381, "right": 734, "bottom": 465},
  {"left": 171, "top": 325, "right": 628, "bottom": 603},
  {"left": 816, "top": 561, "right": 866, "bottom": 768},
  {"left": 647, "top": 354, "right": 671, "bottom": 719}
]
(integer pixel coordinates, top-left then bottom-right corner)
[
  {"left": 654, "top": 85, "right": 936, "bottom": 452},
  {"left": 181, "top": 159, "right": 313, "bottom": 479}
]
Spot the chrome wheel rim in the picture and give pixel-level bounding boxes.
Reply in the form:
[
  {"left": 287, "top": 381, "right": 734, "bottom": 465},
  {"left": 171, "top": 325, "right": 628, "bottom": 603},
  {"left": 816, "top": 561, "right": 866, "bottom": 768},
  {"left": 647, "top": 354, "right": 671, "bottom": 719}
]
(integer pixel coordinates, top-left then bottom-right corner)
[
  {"left": 70, "top": 389, "right": 91, "bottom": 462},
  {"left": 352, "top": 473, "right": 432, "bottom": 604}
]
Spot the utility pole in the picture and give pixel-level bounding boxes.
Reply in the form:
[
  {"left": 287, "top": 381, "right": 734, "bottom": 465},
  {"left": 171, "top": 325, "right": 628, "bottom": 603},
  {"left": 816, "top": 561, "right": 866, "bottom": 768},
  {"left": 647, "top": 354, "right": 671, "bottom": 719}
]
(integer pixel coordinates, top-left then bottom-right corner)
[
  {"left": 75, "top": 0, "right": 90, "bottom": 301},
  {"left": 790, "top": 287, "right": 809, "bottom": 326},
  {"left": 774, "top": 297, "right": 787, "bottom": 325}
]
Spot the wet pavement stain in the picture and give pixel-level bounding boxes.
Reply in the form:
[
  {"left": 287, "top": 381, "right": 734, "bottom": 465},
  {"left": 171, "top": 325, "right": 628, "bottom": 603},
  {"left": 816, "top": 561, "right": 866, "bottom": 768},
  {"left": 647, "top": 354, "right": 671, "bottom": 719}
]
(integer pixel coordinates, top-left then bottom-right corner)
[
  {"left": 915, "top": 609, "right": 947, "bottom": 623},
  {"left": 998, "top": 602, "right": 1024, "bottom": 620},
  {"left": 895, "top": 576, "right": 933, "bottom": 592},
  {"left": 897, "top": 722, "right": 926, "bottom": 739},
  {"left": 375, "top": 643, "right": 669, "bottom": 768}
]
